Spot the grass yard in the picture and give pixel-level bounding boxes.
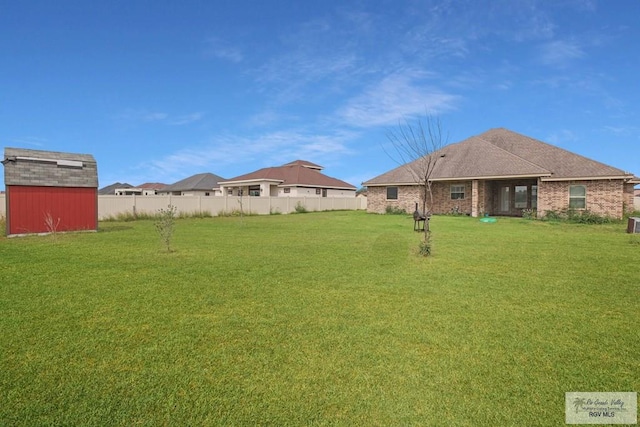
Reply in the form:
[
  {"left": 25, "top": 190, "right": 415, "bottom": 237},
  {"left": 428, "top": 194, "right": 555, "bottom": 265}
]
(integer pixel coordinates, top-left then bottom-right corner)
[{"left": 1, "top": 211, "right": 638, "bottom": 426}]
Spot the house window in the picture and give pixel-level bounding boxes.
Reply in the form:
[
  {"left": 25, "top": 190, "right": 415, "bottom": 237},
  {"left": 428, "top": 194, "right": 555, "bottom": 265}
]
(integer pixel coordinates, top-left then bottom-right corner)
[
  {"left": 386, "top": 187, "right": 398, "bottom": 200},
  {"left": 500, "top": 186, "right": 510, "bottom": 212},
  {"left": 316, "top": 188, "right": 321, "bottom": 195},
  {"left": 569, "top": 185, "right": 586, "bottom": 209},
  {"left": 205, "top": 192, "right": 210, "bottom": 196},
  {"left": 249, "top": 185, "right": 260, "bottom": 197},
  {"left": 450, "top": 185, "right": 465, "bottom": 200},
  {"left": 227, "top": 189, "right": 233, "bottom": 195},
  {"left": 283, "top": 187, "right": 290, "bottom": 194},
  {"left": 514, "top": 186, "right": 527, "bottom": 209}
]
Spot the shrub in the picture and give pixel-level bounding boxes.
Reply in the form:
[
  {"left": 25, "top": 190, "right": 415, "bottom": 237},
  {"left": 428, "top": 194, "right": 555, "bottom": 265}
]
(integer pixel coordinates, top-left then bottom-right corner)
[
  {"left": 385, "top": 205, "right": 406, "bottom": 215},
  {"left": 541, "top": 208, "right": 616, "bottom": 224},
  {"left": 0, "top": 214, "right": 5, "bottom": 237},
  {"left": 541, "top": 210, "right": 562, "bottom": 221},
  {"left": 446, "top": 206, "right": 465, "bottom": 216},
  {"left": 178, "top": 210, "right": 212, "bottom": 219},
  {"left": 566, "top": 209, "right": 615, "bottom": 224},
  {"left": 155, "top": 205, "right": 177, "bottom": 252},
  {"left": 43, "top": 212, "right": 61, "bottom": 235},
  {"left": 521, "top": 209, "right": 536, "bottom": 220},
  {"left": 417, "top": 232, "right": 432, "bottom": 257},
  {"left": 294, "top": 202, "right": 308, "bottom": 214},
  {"left": 102, "top": 211, "right": 156, "bottom": 222},
  {"left": 217, "top": 209, "right": 256, "bottom": 217},
  {"left": 624, "top": 209, "right": 640, "bottom": 219}
]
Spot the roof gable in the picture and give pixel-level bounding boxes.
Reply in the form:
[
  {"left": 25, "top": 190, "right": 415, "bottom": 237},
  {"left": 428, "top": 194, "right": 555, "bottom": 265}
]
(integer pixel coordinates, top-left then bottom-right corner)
[
  {"left": 478, "top": 128, "right": 627, "bottom": 179},
  {"left": 364, "top": 128, "right": 631, "bottom": 185},
  {"left": 138, "top": 182, "right": 167, "bottom": 190},
  {"left": 281, "top": 160, "right": 323, "bottom": 170},
  {"left": 99, "top": 182, "right": 132, "bottom": 195},
  {"left": 162, "top": 172, "right": 226, "bottom": 192},
  {"left": 430, "top": 137, "right": 551, "bottom": 179},
  {"left": 222, "top": 162, "right": 355, "bottom": 189}
]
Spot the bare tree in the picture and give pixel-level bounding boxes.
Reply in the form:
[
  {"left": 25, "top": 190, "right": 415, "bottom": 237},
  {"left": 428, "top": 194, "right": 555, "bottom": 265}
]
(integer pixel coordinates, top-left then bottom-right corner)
[
  {"left": 385, "top": 114, "right": 448, "bottom": 223},
  {"left": 385, "top": 115, "right": 448, "bottom": 256}
]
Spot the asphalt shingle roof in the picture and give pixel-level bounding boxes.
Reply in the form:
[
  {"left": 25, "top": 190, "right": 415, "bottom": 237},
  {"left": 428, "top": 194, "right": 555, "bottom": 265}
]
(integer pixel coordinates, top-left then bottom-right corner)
[
  {"left": 364, "top": 128, "right": 631, "bottom": 185},
  {"left": 99, "top": 182, "right": 132, "bottom": 195},
  {"left": 162, "top": 173, "right": 226, "bottom": 192},
  {"left": 222, "top": 161, "right": 355, "bottom": 189}
]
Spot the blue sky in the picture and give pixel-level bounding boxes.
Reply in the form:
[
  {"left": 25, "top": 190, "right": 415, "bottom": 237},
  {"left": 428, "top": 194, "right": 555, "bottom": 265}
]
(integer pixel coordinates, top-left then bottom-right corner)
[{"left": 2, "top": 0, "right": 639, "bottom": 190}]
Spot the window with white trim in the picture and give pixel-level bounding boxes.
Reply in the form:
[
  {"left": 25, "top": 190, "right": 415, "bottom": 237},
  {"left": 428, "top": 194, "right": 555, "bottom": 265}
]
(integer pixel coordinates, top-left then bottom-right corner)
[
  {"left": 569, "top": 185, "right": 586, "bottom": 209},
  {"left": 450, "top": 185, "right": 465, "bottom": 200}
]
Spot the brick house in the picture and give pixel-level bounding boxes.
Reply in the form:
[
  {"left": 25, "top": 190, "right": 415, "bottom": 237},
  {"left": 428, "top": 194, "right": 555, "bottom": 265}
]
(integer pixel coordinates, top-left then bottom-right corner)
[{"left": 364, "top": 128, "right": 639, "bottom": 219}]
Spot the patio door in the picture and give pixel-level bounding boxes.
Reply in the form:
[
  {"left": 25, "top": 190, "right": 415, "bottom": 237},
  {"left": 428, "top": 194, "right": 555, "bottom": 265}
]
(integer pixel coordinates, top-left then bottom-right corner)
[{"left": 500, "top": 186, "right": 510, "bottom": 212}]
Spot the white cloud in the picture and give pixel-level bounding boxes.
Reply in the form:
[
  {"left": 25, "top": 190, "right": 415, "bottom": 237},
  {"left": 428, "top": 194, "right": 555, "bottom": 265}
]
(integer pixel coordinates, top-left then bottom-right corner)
[
  {"left": 8, "top": 136, "right": 47, "bottom": 147},
  {"left": 115, "top": 109, "right": 203, "bottom": 126},
  {"left": 337, "top": 71, "right": 459, "bottom": 128},
  {"left": 135, "top": 129, "right": 357, "bottom": 183},
  {"left": 546, "top": 129, "right": 578, "bottom": 144},
  {"left": 116, "top": 109, "right": 168, "bottom": 122},
  {"left": 538, "top": 39, "right": 585, "bottom": 67},
  {"left": 169, "top": 112, "right": 205, "bottom": 126},
  {"left": 253, "top": 49, "right": 359, "bottom": 104},
  {"left": 203, "top": 37, "right": 244, "bottom": 63},
  {"left": 603, "top": 125, "right": 640, "bottom": 137},
  {"left": 494, "top": 80, "right": 513, "bottom": 90}
]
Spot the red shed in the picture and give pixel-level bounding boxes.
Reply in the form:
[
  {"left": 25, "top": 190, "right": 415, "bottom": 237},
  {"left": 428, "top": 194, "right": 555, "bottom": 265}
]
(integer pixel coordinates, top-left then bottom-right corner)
[{"left": 2, "top": 148, "right": 98, "bottom": 236}]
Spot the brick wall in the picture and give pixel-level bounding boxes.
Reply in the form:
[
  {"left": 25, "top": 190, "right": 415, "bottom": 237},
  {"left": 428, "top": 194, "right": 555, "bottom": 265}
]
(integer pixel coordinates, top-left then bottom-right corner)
[
  {"left": 472, "top": 180, "right": 489, "bottom": 217},
  {"left": 623, "top": 182, "right": 635, "bottom": 214},
  {"left": 366, "top": 185, "right": 421, "bottom": 214},
  {"left": 366, "top": 181, "right": 473, "bottom": 214},
  {"left": 430, "top": 181, "right": 472, "bottom": 214},
  {"left": 538, "top": 179, "right": 628, "bottom": 219},
  {"left": 369, "top": 179, "right": 631, "bottom": 218}
]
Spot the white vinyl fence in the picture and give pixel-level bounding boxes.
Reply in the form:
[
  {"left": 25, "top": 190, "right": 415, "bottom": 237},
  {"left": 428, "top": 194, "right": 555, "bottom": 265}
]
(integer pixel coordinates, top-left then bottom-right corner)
[
  {"left": 98, "top": 195, "right": 367, "bottom": 220},
  {"left": 0, "top": 194, "right": 367, "bottom": 220}
]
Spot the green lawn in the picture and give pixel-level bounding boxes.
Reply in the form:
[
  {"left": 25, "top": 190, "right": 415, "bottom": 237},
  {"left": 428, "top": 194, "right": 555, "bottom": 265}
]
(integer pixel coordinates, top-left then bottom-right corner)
[{"left": 1, "top": 211, "right": 638, "bottom": 426}]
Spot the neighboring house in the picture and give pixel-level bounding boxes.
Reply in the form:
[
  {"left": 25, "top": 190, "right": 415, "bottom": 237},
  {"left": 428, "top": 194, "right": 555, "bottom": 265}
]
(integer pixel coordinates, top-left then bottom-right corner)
[
  {"left": 157, "top": 173, "right": 225, "bottom": 196},
  {"left": 115, "top": 182, "right": 167, "bottom": 195},
  {"left": 219, "top": 160, "right": 356, "bottom": 197},
  {"left": 635, "top": 189, "right": 640, "bottom": 211},
  {"left": 364, "top": 128, "right": 639, "bottom": 219},
  {"left": 99, "top": 182, "right": 132, "bottom": 195},
  {"left": 2, "top": 147, "right": 98, "bottom": 235}
]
